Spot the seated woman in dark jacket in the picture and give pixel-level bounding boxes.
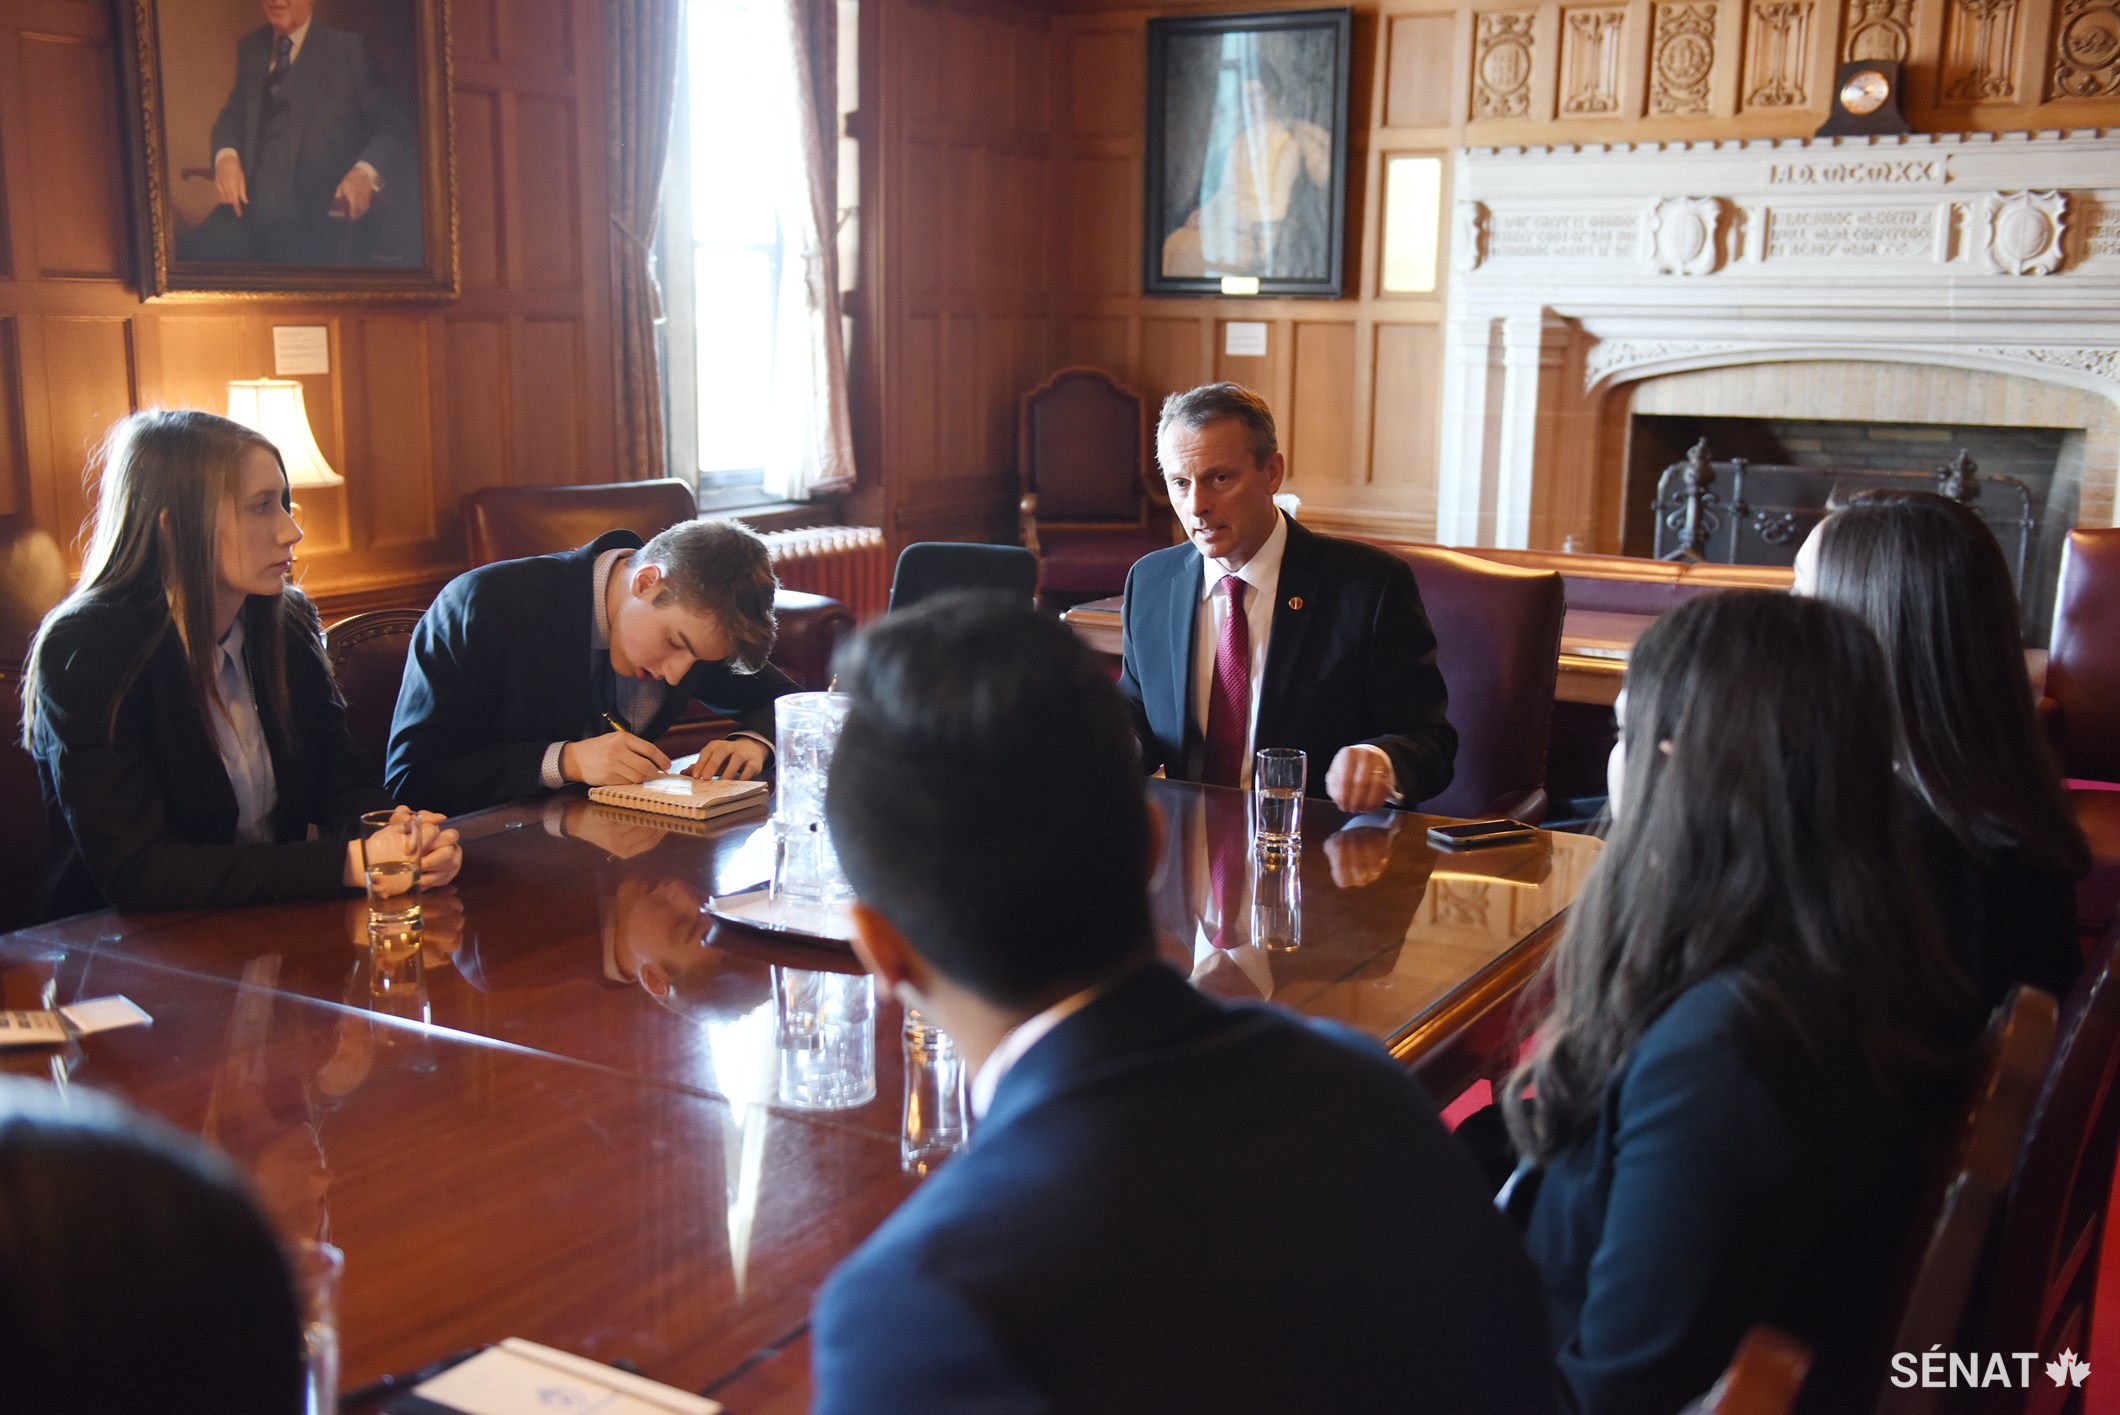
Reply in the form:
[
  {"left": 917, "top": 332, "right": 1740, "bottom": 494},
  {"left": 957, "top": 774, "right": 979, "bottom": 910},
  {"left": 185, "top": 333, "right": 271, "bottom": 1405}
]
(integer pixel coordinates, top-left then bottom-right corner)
[
  {"left": 21, "top": 409, "right": 460, "bottom": 919},
  {"left": 1796, "top": 489, "right": 2090, "bottom": 1006},
  {"left": 1502, "top": 591, "right": 1976, "bottom": 1414}
]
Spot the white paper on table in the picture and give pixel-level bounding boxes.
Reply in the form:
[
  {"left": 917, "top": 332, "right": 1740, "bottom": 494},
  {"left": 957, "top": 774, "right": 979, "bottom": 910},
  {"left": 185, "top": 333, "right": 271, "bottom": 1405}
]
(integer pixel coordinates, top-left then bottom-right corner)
[
  {"left": 410, "top": 1338, "right": 722, "bottom": 1414},
  {"left": 59, "top": 996, "right": 152, "bottom": 1035}
]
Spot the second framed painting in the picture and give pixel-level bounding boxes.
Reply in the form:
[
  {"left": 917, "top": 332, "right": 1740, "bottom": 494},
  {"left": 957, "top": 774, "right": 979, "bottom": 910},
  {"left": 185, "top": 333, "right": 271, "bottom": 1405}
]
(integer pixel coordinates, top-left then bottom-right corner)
[
  {"left": 1145, "top": 7, "right": 1352, "bottom": 299},
  {"left": 120, "top": 0, "right": 458, "bottom": 300}
]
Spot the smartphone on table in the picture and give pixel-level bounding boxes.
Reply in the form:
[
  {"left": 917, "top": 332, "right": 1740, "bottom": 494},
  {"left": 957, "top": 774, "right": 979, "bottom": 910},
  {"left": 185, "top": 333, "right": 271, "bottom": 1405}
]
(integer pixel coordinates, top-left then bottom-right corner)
[{"left": 1426, "top": 818, "right": 1538, "bottom": 851}]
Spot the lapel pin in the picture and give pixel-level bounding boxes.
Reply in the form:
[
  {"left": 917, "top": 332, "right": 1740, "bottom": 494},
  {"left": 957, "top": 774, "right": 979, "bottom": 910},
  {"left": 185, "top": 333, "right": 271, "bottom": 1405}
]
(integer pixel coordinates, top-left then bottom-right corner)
[{"left": 1287, "top": 596, "right": 1303, "bottom": 611}]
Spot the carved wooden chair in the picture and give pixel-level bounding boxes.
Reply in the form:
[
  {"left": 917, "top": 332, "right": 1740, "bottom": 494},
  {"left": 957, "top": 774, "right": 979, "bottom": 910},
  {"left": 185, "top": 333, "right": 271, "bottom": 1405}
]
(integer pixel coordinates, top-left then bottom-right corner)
[{"left": 1017, "top": 368, "right": 1167, "bottom": 606}]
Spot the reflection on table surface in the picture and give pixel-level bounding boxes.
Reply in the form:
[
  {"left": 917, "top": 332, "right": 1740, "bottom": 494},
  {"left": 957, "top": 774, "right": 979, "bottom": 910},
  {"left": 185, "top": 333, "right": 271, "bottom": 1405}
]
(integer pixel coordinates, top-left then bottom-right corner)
[{"left": 0, "top": 779, "right": 1597, "bottom": 1407}]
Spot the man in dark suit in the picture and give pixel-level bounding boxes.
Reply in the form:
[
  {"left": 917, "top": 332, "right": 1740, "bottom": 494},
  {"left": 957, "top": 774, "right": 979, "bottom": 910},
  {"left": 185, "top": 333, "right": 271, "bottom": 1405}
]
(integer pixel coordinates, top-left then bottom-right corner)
[
  {"left": 386, "top": 519, "right": 796, "bottom": 817},
  {"left": 180, "top": 0, "right": 414, "bottom": 266},
  {"left": 811, "top": 595, "right": 1553, "bottom": 1414},
  {"left": 1117, "top": 383, "right": 1456, "bottom": 812}
]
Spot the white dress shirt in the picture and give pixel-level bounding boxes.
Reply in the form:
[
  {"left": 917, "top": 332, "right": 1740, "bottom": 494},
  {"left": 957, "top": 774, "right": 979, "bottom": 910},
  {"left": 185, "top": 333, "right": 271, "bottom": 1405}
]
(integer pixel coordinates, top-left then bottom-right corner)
[
  {"left": 968, "top": 982, "right": 1105, "bottom": 1120},
  {"left": 209, "top": 617, "right": 278, "bottom": 844}
]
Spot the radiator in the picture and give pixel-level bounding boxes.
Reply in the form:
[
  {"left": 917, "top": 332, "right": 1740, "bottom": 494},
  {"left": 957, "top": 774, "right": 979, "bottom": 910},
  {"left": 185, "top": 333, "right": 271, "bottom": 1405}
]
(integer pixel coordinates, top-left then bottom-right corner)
[{"left": 762, "top": 525, "right": 890, "bottom": 622}]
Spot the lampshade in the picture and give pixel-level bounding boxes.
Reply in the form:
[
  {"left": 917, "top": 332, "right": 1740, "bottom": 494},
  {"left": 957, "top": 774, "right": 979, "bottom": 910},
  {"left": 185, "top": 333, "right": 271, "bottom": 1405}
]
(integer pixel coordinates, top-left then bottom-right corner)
[{"left": 225, "top": 379, "right": 344, "bottom": 489}]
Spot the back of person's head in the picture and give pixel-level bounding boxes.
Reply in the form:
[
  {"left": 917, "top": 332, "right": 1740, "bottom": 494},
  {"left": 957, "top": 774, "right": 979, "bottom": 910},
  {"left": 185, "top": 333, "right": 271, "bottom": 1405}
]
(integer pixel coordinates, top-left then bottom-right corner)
[
  {"left": 1807, "top": 489, "right": 2086, "bottom": 874},
  {"left": 1505, "top": 590, "right": 1971, "bottom": 1162},
  {"left": 1157, "top": 383, "right": 1278, "bottom": 469},
  {"left": 634, "top": 519, "right": 778, "bottom": 672},
  {"left": 826, "top": 594, "right": 1154, "bottom": 1008},
  {"left": 0, "top": 1079, "right": 304, "bottom": 1414},
  {"left": 22, "top": 409, "right": 316, "bottom": 751}
]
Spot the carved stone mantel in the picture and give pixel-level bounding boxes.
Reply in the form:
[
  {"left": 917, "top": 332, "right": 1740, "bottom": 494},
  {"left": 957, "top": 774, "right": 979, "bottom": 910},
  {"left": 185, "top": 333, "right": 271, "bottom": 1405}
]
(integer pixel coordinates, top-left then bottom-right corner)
[{"left": 1439, "top": 130, "right": 2120, "bottom": 548}]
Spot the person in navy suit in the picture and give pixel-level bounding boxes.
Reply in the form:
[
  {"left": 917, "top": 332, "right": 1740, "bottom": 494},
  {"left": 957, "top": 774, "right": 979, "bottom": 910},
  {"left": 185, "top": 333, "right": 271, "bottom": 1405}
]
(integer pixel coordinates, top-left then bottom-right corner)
[
  {"left": 812, "top": 594, "right": 1554, "bottom": 1414},
  {"left": 1498, "top": 591, "right": 1977, "bottom": 1413},
  {"left": 387, "top": 521, "right": 796, "bottom": 817},
  {"left": 180, "top": 0, "right": 415, "bottom": 266},
  {"left": 1116, "top": 383, "right": 1455, "bottom": 812}
]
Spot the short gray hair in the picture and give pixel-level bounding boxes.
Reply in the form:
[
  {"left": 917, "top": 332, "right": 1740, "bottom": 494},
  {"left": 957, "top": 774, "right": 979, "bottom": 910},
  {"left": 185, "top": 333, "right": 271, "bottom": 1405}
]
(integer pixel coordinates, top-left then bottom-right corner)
[{"left": 1156, "top": 383, "right": 1278, "bottom": 470}]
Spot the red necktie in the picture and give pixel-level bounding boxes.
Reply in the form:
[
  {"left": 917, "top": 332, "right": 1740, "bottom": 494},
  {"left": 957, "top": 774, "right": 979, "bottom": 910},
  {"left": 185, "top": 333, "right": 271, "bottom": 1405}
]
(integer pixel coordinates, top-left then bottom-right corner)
[{"left": 1202, "top": 574, "right": 1251, "bottom": 788}]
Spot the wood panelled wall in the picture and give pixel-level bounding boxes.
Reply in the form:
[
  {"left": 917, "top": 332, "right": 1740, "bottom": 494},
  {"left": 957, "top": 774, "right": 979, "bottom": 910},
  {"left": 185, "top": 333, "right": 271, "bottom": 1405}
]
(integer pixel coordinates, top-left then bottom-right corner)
[
  {"left": 0, "top": 0, "right": 614, "bottom": 616},
  {"left": 865, "top": 0, "right": 2120, "bottom": 545}
]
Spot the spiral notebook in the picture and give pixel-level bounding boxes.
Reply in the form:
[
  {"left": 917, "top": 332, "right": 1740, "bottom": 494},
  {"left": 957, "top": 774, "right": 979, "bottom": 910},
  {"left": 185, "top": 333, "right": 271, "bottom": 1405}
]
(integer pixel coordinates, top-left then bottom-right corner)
[{"left": 585, "top": 774, "right": 768, "bottom": 821}]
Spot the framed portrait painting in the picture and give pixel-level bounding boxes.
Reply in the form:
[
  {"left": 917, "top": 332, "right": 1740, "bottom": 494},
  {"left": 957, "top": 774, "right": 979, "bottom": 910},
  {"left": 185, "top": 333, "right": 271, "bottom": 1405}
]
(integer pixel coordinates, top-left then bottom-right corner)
[
  {"left": 120, "top": 0, "right": 458, "bottom": 300},
  {"left": 1144, "top": 8, "right": 1352, "bottom": 299}
]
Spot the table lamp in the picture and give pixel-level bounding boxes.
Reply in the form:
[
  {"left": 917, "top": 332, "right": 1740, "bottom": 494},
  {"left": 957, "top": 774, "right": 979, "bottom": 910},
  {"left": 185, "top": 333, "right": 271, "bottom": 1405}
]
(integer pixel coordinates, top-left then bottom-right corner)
[{"left": 224, "top": 378, "right": 343, "bottom": 488}]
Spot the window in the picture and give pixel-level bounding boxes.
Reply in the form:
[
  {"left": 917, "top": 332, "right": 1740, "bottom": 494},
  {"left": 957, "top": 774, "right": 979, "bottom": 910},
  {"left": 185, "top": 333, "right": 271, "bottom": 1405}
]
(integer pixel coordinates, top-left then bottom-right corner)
[{"left": 660, "top": 0, "right": 858, "bottom": 509}]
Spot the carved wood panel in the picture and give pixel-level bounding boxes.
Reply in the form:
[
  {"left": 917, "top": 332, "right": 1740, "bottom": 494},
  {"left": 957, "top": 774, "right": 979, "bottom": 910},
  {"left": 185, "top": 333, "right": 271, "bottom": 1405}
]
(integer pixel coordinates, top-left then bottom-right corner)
[
  {"left": 1562, "top": 8, "right": 1628, "bottom": 115},
  {"left": 1475, "top": 12, "right": 1541, "bottom": 117},
  {"left": 1650, "top": 2, "right": 1721, "bottom": 113},
  {"left": 2052, "top": 0, "right": 2120, "bottom": 96},
  {"left": 1942, "top": 0, "right": 2024, "bottom": 99},
  {"left": 1743, "top": 0, "right": 1815, "bottom": 107},
  {"left": 1841, "top": 0, "right": 1915, "bottom": 59}
]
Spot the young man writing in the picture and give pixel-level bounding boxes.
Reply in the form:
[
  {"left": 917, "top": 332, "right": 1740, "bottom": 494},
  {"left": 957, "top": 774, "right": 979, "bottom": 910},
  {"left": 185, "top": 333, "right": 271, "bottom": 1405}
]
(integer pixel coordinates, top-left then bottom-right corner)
[{"left": 386, "top": 519, "right": 794, "bottom": 816}]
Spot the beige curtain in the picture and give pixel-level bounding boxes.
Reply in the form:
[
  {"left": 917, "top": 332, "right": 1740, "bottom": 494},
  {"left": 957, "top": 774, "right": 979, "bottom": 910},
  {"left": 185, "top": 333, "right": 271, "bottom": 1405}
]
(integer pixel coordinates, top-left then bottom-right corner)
[
  {"left": 606, "top": 0, "right": 684, "bottom": 482},
  {"left": 763, "top": 0, "right": 857, "bottom": 500}
]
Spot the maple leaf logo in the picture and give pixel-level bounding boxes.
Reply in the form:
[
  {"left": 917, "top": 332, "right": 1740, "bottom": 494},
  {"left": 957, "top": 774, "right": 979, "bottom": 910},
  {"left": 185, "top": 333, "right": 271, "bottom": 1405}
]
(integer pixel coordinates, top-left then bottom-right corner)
[{"left": 2046, "top": 1350, "right": 2091, "bottom": 1387}]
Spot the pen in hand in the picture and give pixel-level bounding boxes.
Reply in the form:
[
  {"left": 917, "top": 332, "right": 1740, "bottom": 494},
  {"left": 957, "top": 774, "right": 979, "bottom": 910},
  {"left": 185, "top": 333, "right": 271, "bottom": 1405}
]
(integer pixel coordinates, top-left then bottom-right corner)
[{"left": 601, "top": 709, "right": 635, "bottom": 736}]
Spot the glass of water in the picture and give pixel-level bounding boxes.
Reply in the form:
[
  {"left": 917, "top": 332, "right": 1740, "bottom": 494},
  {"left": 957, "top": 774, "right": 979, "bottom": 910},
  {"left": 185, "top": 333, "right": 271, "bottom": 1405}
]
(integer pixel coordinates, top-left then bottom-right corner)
[
  {"left": 771, "top": 693, "right": 854, "bottom": 906},
  {"left": 357, "top": 810, "right": 422, "bottom": 926},
  {"left": 1252, "top": 748, "right": 1306, "bottom": 858},
  {"left": 901, "top": 1009, "right": 970, "bottom": 1175}
]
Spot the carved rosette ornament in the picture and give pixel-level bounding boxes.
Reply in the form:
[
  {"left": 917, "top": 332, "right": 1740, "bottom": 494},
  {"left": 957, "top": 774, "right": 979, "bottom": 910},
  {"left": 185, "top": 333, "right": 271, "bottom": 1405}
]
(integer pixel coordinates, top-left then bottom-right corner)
[
  {"left": 1475, "top": 12, "right": 1539, "bottom": 117},
  {"left": 1650, "top": 3, "right": 1719, "bottom": 114},
  {"left": 1644, "top": 196, "right": 1731, "bottom": 274},
  {"left": 1455, "top": 201, "right": 1491, "bottom": 271},
  {"left": 2054, "top": 0, "right": 2120, "bottom": 97},
  {"left": 1980, "top": 191, "right": 2069, "bottom": 275}
]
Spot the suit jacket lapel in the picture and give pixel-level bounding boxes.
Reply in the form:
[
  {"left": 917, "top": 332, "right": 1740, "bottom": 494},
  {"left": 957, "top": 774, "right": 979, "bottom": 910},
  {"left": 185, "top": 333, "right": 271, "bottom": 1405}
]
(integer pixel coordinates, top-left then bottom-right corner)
[
  {"left": 1156, "top": 552, "right": 1200, "bottom": 755},
  {"left": 1257, "top": 515, "right": 1319, "bottom": 746}
]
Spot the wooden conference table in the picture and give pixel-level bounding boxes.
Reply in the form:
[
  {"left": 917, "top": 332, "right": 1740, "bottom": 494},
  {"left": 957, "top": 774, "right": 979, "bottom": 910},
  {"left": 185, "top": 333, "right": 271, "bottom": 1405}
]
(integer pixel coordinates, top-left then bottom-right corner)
[{"left": 0, "top": 780, "right": 1598, "bottom": 1413}]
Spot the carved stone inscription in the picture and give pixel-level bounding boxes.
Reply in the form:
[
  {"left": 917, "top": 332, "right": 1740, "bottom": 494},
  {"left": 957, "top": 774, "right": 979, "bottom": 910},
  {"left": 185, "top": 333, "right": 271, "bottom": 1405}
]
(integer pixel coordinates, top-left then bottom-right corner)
[
  {"left": 2084, "top": 209, "right": 2120, "bottom": 257},
  {"left": 1842, "top": 0, "right": 1913, "bottom": 59},
  {"left": 1486, "top": 211, "right": 1640, "bottom": 260},
  {"left": 1764, "top": 207, "right": 1936, "bottom": 258},
  {"left": 2053, "top": 0, "right": 2120, "bottom": 97},
  {"left": 1765, "top": 157, "right": 1943, "bottom": 186},
  {"left": 1744, "top": 0, "right": 1815, "bottom": 107},
  {"left": 1944, "top": 0, "right": 2023, "bottom": 100},
  {"left": 1651, "top": 3, "right": 1719, "bottom": 113},
  {"left": 1475, "top": 12, "right": 1539, "bottom": 118}
]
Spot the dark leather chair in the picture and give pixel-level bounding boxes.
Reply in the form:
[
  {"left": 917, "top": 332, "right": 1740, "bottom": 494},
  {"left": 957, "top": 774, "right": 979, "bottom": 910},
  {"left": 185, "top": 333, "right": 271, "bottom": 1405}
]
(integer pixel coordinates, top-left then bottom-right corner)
[
  {"left": 461, "top": 479, "right": 701, "bottom": 567},
  {"left": 2045, "top": 528, "right": 2120, "bottom": 940},
  {"left": 1877, "top": 985, "right": 2058, "bottom": 1415},
  {"left": 323, "top": 609, "right": 423, "bottom": 769},
  {"left": 1018, "top": 368, "right": 1167, "bottom": 603},
  {"left": 0, "top": 515, "right": 69, "bottom": 665},
  {"left": 1979, "top": 920, "right": 2120, "bottom": 1400},
  {"left": 0, "top": 662, "right": 50, "bottom": 933},
  {"left": 889, "top": 542, "right": 1038, "bottom": 613},
  {"left": 1392, "top": 546, "right": 1564, "bottom": 824}
]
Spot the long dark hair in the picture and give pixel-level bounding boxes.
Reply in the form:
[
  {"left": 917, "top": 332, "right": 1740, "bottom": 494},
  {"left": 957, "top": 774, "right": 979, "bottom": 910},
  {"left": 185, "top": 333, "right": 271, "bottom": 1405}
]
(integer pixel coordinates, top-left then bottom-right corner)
[
  {"left": 21, "top": 410, "right": 323, "bottom": 751},
  {"left": 1503, "top": 591, "right": 1972, "bottom": 1164},
  {"left": 0, "top": 1079, "right": 305, "bottom": 1413},
  {"left": 1808, "top": 489, "right": 2088, "bottom": 876}
]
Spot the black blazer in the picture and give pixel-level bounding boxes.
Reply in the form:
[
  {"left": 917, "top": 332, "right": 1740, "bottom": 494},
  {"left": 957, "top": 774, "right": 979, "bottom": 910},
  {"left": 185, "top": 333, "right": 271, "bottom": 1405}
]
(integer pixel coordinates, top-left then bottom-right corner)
[
  {"left": 1519, "top": 972, "right": 1947, "bottom": 1414},
  {"left": 811, "top": 964, "right": 1555, "bottom": 1413},
  {"left": 386, "top": 533, "right": 797, "bottom": 816},
  {"left": 29, "top": 593, "right": 393, "bottom": 920},
  {"left": 210, "top": 21, "right": 408, "bottom": 220},
  {"left": 1908, "top": 802, "right": 2083, "bottom": 1009},
  {"left": 1115, "top": 515, "right": 1457, "bottom": 805}
]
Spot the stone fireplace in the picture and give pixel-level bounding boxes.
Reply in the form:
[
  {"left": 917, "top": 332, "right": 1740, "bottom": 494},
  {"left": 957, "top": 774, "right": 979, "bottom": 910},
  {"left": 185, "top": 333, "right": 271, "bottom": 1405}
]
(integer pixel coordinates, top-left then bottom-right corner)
[{"left": 1437, "top": 128, "right": 2120, "bottom": 617}]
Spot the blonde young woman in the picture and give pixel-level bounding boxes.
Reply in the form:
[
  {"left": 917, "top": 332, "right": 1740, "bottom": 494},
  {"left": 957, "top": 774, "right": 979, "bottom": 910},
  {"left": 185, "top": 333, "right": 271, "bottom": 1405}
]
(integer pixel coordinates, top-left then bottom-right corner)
[{"left": 21, "top": 409, "right": 458, "bottom": 920}]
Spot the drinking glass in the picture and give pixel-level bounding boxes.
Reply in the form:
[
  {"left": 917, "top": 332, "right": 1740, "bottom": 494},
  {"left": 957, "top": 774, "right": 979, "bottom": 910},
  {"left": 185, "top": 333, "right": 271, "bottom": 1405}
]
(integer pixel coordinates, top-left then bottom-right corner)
[
  {"left": 1252, "top": 748, "right": 1306, "bottom": 857},
  {"left": 290, "top": 1240, "right": 343, "bottom": 1415},
  {"left": 770, "top": 693, "right": 854, "bottom": 906},
  {"left": 357, "top": 810, "right": 423, "bottom": 925},
  {"left": 773, "top": 967, "right": 876, "bottom": 1110},
  {"left": 901, "top": 1009, "right": 969, "bottom": 1175},
  {"left": 1251, "top": 851, "right": 1303, "bottom": 953}
]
